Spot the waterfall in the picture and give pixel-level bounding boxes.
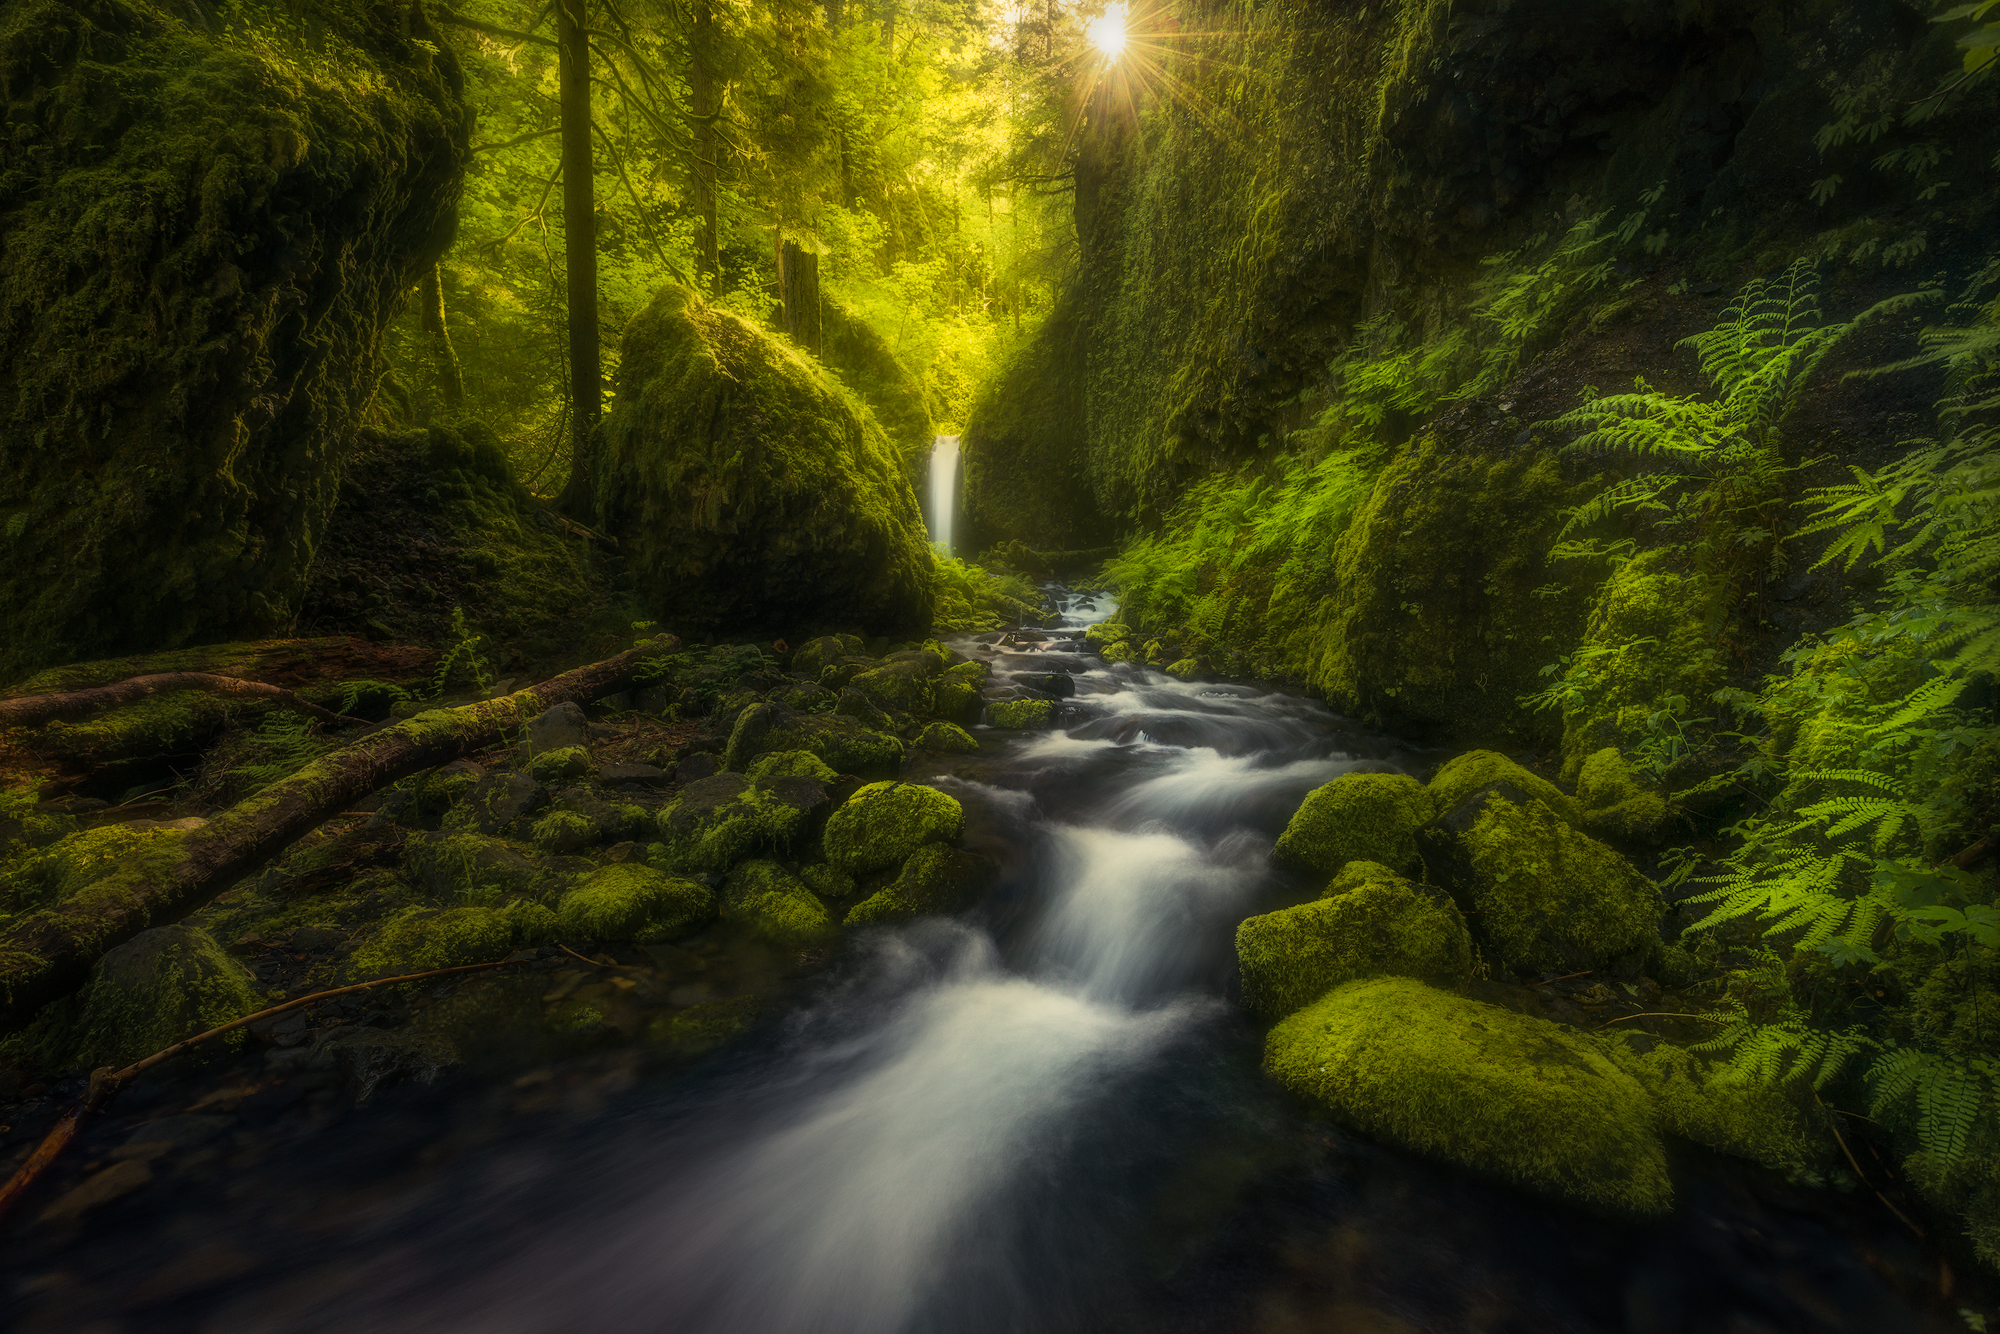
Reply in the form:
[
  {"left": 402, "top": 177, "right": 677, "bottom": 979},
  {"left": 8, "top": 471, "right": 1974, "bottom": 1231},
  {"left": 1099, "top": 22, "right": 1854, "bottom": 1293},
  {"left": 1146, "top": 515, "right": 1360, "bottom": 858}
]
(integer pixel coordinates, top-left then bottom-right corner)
[{"left": 927, "top": 435, "right": 960, "bottom": 554}]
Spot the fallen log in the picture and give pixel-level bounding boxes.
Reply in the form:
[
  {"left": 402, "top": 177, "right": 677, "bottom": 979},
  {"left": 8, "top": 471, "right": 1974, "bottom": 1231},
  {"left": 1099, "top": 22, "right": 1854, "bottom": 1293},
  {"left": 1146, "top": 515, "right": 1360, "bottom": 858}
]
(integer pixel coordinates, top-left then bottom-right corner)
[
  {"left": 0, "top": 673, "right": 370, "bottom": 732},
  {"left": 0, "top": 636, "right": 678, "bottom": 1031}
]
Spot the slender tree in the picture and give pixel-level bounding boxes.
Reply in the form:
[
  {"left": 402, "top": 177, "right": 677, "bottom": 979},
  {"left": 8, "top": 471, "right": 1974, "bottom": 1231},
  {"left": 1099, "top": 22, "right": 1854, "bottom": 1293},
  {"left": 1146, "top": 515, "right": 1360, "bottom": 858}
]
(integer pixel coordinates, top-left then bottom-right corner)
[{"left": 556, "top": 0, "right": 602, "bottom": 518}]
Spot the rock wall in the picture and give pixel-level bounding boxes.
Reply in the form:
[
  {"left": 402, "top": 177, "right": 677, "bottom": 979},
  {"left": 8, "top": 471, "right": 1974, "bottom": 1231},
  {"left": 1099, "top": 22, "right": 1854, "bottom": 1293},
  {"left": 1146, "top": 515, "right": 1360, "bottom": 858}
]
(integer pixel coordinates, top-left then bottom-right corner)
[{"left": 0, "top": 0, "right": 470, "bottom": 681}]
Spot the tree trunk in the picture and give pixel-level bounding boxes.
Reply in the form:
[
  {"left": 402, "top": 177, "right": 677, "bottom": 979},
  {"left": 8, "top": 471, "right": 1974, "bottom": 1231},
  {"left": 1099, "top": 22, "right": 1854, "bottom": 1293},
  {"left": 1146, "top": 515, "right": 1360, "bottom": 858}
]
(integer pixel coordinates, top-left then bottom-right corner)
[
  {"left": 419, "top": 263, "right": 465, "bottom": 413},
  {"left": 0, "top": 639, "right": 679, "bottom": 1032},
  {"left": 690, "top": 0, "right": 721, "bottom": 292},
  {"left": 778, "top": 241, "right": 821, "bottom": 356},
  {"left": 556, "top": 0, "right": 601, "bottom": 520}
]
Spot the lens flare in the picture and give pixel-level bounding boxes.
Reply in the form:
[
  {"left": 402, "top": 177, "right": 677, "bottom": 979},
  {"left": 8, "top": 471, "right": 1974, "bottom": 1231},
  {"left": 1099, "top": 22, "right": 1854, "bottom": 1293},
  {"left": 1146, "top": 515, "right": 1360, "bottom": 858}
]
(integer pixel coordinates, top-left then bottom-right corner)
[{"left": 1087, "top": 3, "right": 1127, "bottom": 59}]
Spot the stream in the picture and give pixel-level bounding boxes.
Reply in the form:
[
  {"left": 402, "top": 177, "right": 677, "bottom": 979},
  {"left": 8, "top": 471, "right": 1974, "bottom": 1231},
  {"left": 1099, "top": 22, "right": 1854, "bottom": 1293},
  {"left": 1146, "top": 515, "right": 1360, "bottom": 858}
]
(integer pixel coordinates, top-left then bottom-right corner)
[{"left": 2, "top": 594, "right": 1972, "bottom": 1333}]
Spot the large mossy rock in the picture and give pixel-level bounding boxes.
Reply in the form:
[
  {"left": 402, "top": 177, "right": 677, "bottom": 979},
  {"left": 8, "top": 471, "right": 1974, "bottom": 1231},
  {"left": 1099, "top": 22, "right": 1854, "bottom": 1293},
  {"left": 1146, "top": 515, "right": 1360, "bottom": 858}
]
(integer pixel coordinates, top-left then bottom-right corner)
[
  {"left": 70, "top": 923, "right": 259, "bottom": 1067},
  {"left": 652, "top": 772, "right": 815, "bottom": 875},
  {"left": 1428, "top": 750, "right": 1581, "bottom": 826},
  {"left": 557, "top": 864, "right": 714, "bottom": 941},
  {"left": 1420, "top": 789, "right": 1663, "bottom": 977},
  {"left": 823, "top": 781, "right": 964, "bottom": 875},
  {"left": 1265, "top": 977, "right": 1673, "bottom": 1217},
  {"left": 596, "top": 284, "right": 934, "bottom": 637},
  {"left": 723, "top": 701, "right": 905, "bottom": 778},
  {"left": 845, "top": 843, "right": 987, "bottom": 927},
  {"left": 1236, "top": 864, "right": 1472, "bottom": 1019},
  {"left": 719, "top": 860, "right": 835, "bottom": 947},
  {"left": 1604, "top": 1034, "right": 1831, "bottom": 1178},
  {"left": 351, "top": 903, "right": 552, "bottom": 977},
  {"left": 0, "top": 0, "right": 469, "bottom": 679},
  {"left": 1575, "top": 747, "right": 1672, "bottom": 844},
  {"left": 820, "top": 300, "right": 935, "bottom": 478},
  {"left": 1272, "top": 773, "right": 1436, "bottom": 878}
]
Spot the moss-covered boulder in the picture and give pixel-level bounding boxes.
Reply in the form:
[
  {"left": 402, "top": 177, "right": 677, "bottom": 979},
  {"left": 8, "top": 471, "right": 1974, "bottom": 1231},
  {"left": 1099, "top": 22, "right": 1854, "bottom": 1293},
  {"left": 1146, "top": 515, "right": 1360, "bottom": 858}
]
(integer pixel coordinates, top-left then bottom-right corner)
[
  {"left": 405, "top": 830, "right": 585, "bottom": 906},
  {"left": 70, "top": 924, "right": 260, "bottom": 1067},
  {"left": 1235, "top": 870, "right": 1472, "bottom": 1019},
  {"left": 351, "top": 903, "right": 550, "bottom": 976},
  {"left": 1575, "top": 748, "right": 1672, "bottom": 844},
  {"left": 851, "top": 653, "right": 941, "bottom": 715},
  {"left": 719, "top": 860, "right": 836, "bottom": 946},
  {"left": 800, "top": 862, "right": 856, "bottom": 901},
  {"left": 823, "top": 781, "right": 964, "bottom": 875},
  {"left": 0, "top": 823, "right": 190, "bottom": 923},
  {"left": 986, "top": 699, "right": 1055, "bottom": 730},
  {"left": 1428, "top": 751, "right": 1581, "bottom": 826},
  {"left": 722, "top": 701, "right": 905, "bottom": 778},
  {"left": 913, "top": 722, "right": 980, "bottom": 753},
  {"left": 821, "top": 299, "right": 936, "bottom": 477},
  {"left": 1272, "top": 773, "right": 1436, "bottom": 878},
  {"left": 0, "top": 0, "right": 469, "bottom": 678},
  {"left": 746, "top": 749, "right": 840, "bottom": 786},
  {"left": 1604, "top": 1035, "right": 1831, "bottom": 1177},
  {"left": 556, "top": 865, "right": 714, "bottom": 941},
  {"left": 528, "top": 746, "right": 594, "bottom": 785},
  {"left": 845, "top": 844, "right": 987, "bottom": 927},
  {"left": 595, "top": 284, "right": 934, "bottom": 637},
  {"left": 934, "top": 680, "right": 984, "bottom": 727},
  {"left": 1266, "top": 977, "right": 1672, "bottom": 1217},
  {"left": 441, "top": 772, "right": 551, "bottom": 837},
  {"left": 791, "top": 634, "right": 866, "bottom": 680},
  {"left": 653, "top": 773, "right": 810, "bottom": 875},
  {"left": 530, "top": 810, "right": 600, "bottom": 856},
  {"left": 1421, "top": 790, "right": 1663, "bottom": 977}
]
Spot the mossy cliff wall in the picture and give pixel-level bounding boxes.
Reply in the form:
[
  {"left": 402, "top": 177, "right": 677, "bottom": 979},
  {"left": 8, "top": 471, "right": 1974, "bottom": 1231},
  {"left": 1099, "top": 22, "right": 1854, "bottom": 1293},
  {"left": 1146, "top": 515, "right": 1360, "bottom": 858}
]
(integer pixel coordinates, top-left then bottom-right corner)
[
  {"left": 596, "top": 284, "right": 935, "bottom": 638},
  {"left": 967, "top": 0, "right": 1990, "bottom": 739},
  {"left": 0, "top": 0, "right": 470, "bottom": 681}
]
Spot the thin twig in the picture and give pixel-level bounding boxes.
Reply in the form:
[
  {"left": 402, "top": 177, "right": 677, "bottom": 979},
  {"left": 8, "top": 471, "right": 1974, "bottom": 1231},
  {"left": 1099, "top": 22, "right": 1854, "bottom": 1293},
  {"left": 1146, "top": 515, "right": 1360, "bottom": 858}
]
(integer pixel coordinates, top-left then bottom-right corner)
[
  {"left": 1592, "top": 1011, "right": 1728, "bottom": 1029},
  {"left": 1817, "top": 1091, "right": 1926, "bottom": 1239}
]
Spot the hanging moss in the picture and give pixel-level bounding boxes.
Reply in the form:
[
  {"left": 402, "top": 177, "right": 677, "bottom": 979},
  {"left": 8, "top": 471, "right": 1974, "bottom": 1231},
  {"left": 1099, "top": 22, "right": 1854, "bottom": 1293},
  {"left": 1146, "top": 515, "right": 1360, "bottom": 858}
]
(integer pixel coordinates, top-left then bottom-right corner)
[
  {"left": 1235, "top": 870, "right": 1472, "bottom": 1019},
  {"left": 0, "top": 0, "right": 469, "bottom": 679},
  {"left": 1266, "top": 977, "right": 1674, "bottom": 1217},
  {"left": 595, "top": 284, "right": 934, "bottom": 638},
  {"left": 822, "top": 781, "right": 964, "bottom": 875},
  {"left": 1272, "top": 773, "right": 1436, "bottom": 878}
]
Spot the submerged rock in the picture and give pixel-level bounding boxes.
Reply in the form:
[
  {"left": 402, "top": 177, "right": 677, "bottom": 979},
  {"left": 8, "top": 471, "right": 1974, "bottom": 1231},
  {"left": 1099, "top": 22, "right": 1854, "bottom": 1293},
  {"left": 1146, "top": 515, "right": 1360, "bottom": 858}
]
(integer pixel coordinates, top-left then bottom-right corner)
[
  {"left": 823, "top": 781, "right": 965, "bottom": 875},
  {"left": 595, "top": 284, "right": 934, "bottom": 637},
  {"left": 1235, "top": 866, "right": 1471, "bottom": 1019},
  {"left": 71, "top": 924, "right": 260, "bottom": 1067},
  {"left": 1272, "top": 773, "right": 1435, "bottom": 878},
  {"left": 1265, "top": 977, "right": 1673, "bottom": 1217},
  {"left": 1419, "top": 789, "right": 1663, "bottom": 977}
]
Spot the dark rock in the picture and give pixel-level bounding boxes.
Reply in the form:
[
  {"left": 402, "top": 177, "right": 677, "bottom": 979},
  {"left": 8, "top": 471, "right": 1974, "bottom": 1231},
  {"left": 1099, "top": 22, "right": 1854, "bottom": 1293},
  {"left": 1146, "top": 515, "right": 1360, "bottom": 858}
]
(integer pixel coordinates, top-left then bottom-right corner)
[
  {"left": 289, "top": 927, "right": 344, "bottom": 954},
  {"left": 599, "top": 762, "right": 668, "bottom": 787},
  {"left": 447, "top": 772, "right": 550, "bottom": 835},
  {"left": 119, "top": 1113, "right": 235, "bottom": 1153},
  {"left": 1012, "top": 672, "right": 1075, "bottom": 698},
  {"left": 677, "top": 752, "right": 721, "bottom": 783},
  {"left": 525, "top": 702, "right": 591, "bottom": 755},
  {"left": 320, "top": 1029, "right": 459, "bottom": 1100},
  {"left": 836, "top": 686, "right": 900, "bottom": 731},
  {"left": 634, "top": 686, "right": 675, "bottom": 714}
]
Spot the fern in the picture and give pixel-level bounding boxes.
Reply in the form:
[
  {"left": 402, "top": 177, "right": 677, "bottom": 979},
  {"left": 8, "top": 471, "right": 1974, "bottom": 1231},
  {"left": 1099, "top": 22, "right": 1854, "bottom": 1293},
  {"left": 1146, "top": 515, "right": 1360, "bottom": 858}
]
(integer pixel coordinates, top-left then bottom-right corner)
[
  {"left": 1694, "top": 1011, "right": 1874, "bottom": 1091},
  {"left": 431, "top": 606, "right": 494, "bottom": 699},
  {"left": 1870, "top": 1048, "right": 1998, "bottom": 1171},
  {"left": 226, "top": 712, "right": 328, "bottom": 793}
]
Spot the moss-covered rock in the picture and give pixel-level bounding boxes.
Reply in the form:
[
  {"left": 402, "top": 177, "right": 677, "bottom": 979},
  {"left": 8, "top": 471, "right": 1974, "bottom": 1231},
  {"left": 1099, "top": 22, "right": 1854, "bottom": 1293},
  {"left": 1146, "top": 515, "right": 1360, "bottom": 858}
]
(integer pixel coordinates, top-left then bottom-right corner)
[
  {"left": 746, "top": 749, "right": 840, "bottom": 786},
  {"left": 556, "top": 864, "right": 714, "bottom": 941},
  {"left": 1100, "top": 641, "right": 1139, "bottom": 665},
  {"left": 719, "top": 860, "right": 835, "bottom": 946},
  {"left": 653, "top": 773, "right": 809, "bottom": 875},
  {"left": 1272, "top": 773, "right": 1436, "bottom": 878},
  {"left": 528, "top": 746, "right": 594, "bottom": 785},
  {"left": 1236, "top": 871, "right": 1472, "bottom": 1019},
  {"left": 933, "top": 680, "right": 984, "bottom": 727},
  {"left": 1164, "top": 658, "right": 1202, "bottom": 680},
  {"left": 851, "top": 653, "right": 942, "bottom": 715},
  {"left": 1603, "top": 1035, "right": 1831, "bottom": 1177},
  {"left": 845, "top": 844, "right": 987, "bottom": 927},
  {"left": 1084, "top": 622, "right": 1131, "bottom": 649},
  {"left": 823, "top": 781, "right": 964, "bottom": 875},
  {"left": 1423, "top": 791, "right": 1663, "bottom": 977},
  {"left": 913, "top": 722, "right": 980, "bottom": 753},
  {"left": 440, "top": 772, "right": 551, "bottom": 837},
  {"left": 791, "top": 634, "right": 866, "bottom": 680},
  {"left": 1576, "top": 747, "right": 1672, "bottom": 843},
  {"left": 822, "top": 299, "right": 937, "bottom": 476},
  {"left": 595, "top": 284, "right": 934, "bottom": 637},
  {"left": 0, "top": 787, "right": 73, "bottom": 863},
  {"left": 723, "top": 701, "right": 906, "bottom": 778},
  {"left": 986, "top": 698, "right": 1056, "bottom": 730},
  {"left": 799, "top": 862, "right": 856, "bottom": 900},
  {"left": 530, "top": 810, "right": 601, "bottom": 856},
  {"left": 0, "top": 0, "right": 470, "bottom": 677},
  {"left": 1428, "top": 751, "right": 1581, "bottom": 826},
  {"left": 351, "top": 903, "right": 548, "bottom": 976},
  {"left": 1266, "top": 977, "right": 1672, "bottom": 1217},
  {"left": 69, "top": 923, "right": 260, "bottom": 1067},
  {"left": 405, "top": 830, "right": 585, "bottom": 906}
]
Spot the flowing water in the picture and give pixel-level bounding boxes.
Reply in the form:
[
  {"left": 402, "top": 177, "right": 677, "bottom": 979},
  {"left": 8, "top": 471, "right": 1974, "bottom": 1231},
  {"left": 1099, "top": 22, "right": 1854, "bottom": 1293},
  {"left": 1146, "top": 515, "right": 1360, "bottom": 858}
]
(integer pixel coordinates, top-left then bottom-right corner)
[
  {"left": 2, "top": 594, "right": 1976, "bottom": 1333},
  {"left": 926, "top": 435, "right": 960, "bottom": 554}
]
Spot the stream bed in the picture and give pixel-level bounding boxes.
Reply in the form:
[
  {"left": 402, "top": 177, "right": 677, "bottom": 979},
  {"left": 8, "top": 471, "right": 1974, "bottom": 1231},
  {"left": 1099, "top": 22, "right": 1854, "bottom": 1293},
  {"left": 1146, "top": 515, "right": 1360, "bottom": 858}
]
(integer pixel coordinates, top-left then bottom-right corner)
[{"left": 0, "top": 595, "right": 1977, "bottom": 1333}]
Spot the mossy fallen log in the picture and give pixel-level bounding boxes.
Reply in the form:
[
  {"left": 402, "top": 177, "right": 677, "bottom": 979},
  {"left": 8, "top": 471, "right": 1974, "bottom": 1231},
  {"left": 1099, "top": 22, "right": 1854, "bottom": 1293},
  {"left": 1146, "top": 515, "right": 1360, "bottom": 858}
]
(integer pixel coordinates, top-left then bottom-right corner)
[
  {"left": 0, "top": 673, "right": 369, "bottom": 732},
  {"left": 0, "top": 637, "right": 679, "bottom": 1031}
]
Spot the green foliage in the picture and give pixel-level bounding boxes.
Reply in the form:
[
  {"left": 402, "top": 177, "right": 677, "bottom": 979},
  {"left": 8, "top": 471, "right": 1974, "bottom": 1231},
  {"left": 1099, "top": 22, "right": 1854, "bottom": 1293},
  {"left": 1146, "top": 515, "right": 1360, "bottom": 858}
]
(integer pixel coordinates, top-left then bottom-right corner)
[
  {"left": 224, "top": 711, "right": 332, "bottom": 795},
  {"left": 432, "top": 605, "right": 496, "bottom": 698}
]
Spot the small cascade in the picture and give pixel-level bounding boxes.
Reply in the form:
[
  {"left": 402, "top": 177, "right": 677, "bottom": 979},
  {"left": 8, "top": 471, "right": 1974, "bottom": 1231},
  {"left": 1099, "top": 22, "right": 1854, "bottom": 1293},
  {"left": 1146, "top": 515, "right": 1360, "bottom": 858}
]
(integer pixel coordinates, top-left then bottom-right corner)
[{"left": 927, "top": 434, "right": 961, "bottom": 553}]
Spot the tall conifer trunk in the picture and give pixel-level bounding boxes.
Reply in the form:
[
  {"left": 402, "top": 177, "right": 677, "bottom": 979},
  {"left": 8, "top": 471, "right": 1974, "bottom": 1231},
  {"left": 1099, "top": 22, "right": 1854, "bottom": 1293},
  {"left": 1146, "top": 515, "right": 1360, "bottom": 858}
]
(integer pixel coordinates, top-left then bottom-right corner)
[
  {"left": 556, "top": 0, "right": 600, "bottom": 518},
  {"left": 690, "top": 0, "right": 720, "bottom": 291}
]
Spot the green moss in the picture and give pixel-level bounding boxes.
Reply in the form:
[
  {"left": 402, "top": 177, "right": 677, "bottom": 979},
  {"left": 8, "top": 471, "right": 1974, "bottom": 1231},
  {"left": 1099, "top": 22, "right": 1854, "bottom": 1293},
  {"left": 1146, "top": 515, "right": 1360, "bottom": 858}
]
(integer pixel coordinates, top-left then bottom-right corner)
[
  {"left": 1429, "top": 750, "right": 1582, "bottom": 825},
  {"left": 850, "top": 659, "right": 938, "bottom": 715},
  {"left": 0, "top": 0, "right": 469, "bottom": 678},
  {"left": 942, "top": 660, "right": 989, "bottom": 684},
  {"left": 845, "top": 844, "right": 984, "bottom": 927},
  {"left": 528, "top": 746, "right": 594, "bottom": 784},
  {"left": 0, "top": 786, "right": 74, "bottom": 862},
  {"left": 531, "top": 810, "right": 600, "bottom": 856},
  {"left": 987, "top": 699, "right": 1055, "bottom": 730},
  {"left": 799, "top": 862, "right": 856, "bottom": 900},
  {"left": 646, "top": 994, "right": 763, "bottom": 1056},
  {"left": 404, "top": 830, "right": 582, "bottom": 907},
  {"left": 933, "top": 680, "right": 984, "bottom": 726},
  {"left": 1083, "top": 623, "right": 1131, "bottom": 648},
  {"left": 351, "top": 903, "right": 543, "bottom": 976},
  {"left": 1575, "top": 747, "right": 1671, "bottom": 843},
  {"left": 747, "top": 749, "right": 840, "bottom": 786},
  {"left": 719, "top": 860, "right": 835, "bottom": 946},
  {"left": 1322, "top": 860, "right": 1404, "bottom": 895},
  {"left": 1164, "top": 658, "right": 1202, "bottom": 680},
  {"left": 1272, "top": 774, "right": 1436, "bottom": 878},
  {"left": 17, "top": 692, "right": 235, "bottom": 770},
  {"left": 823, "top": 781, "right": 965, "bottom": 875},
  {"left": 556, "top": 864, "right": 714, "bottom": 941},
  {"left": 595, "top": 284, "right": 934, "bottom": 637},
  {"left": 1101, "top": 642, "right": 1138, "bottom": 664},
  {"left": 69, "top": 923, "right": 259, "bottom": 1068},
  {"left": 723, "top": 701, "right": 906, "bottom": 777},
  {"left": 1266, "top": 977, "right": 1673, "bottom": 1217},
  {"left": 1236, "top": 870, "right": 1472, "bottom": 1018},
  {"left": 1603, "top": 1035, "right": 1831, "bottom": 1177},
  {"left": 821, "top": 299, "right": 936, "bottom": 476},
  {"left": 0, "top": 825, "right": 189, "bottom": 935},
  {"left": 1457, "top": 795, "right": 1664, "bottom": 976},
  {"left": 913, "top": 722, "right": 980, "bottom": 753},
  {"left": 791, "top": 634, "right": 866, "bottom": 679},
  {"left": 653, "top": 774, "right": 808, "bottom": 875}
]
